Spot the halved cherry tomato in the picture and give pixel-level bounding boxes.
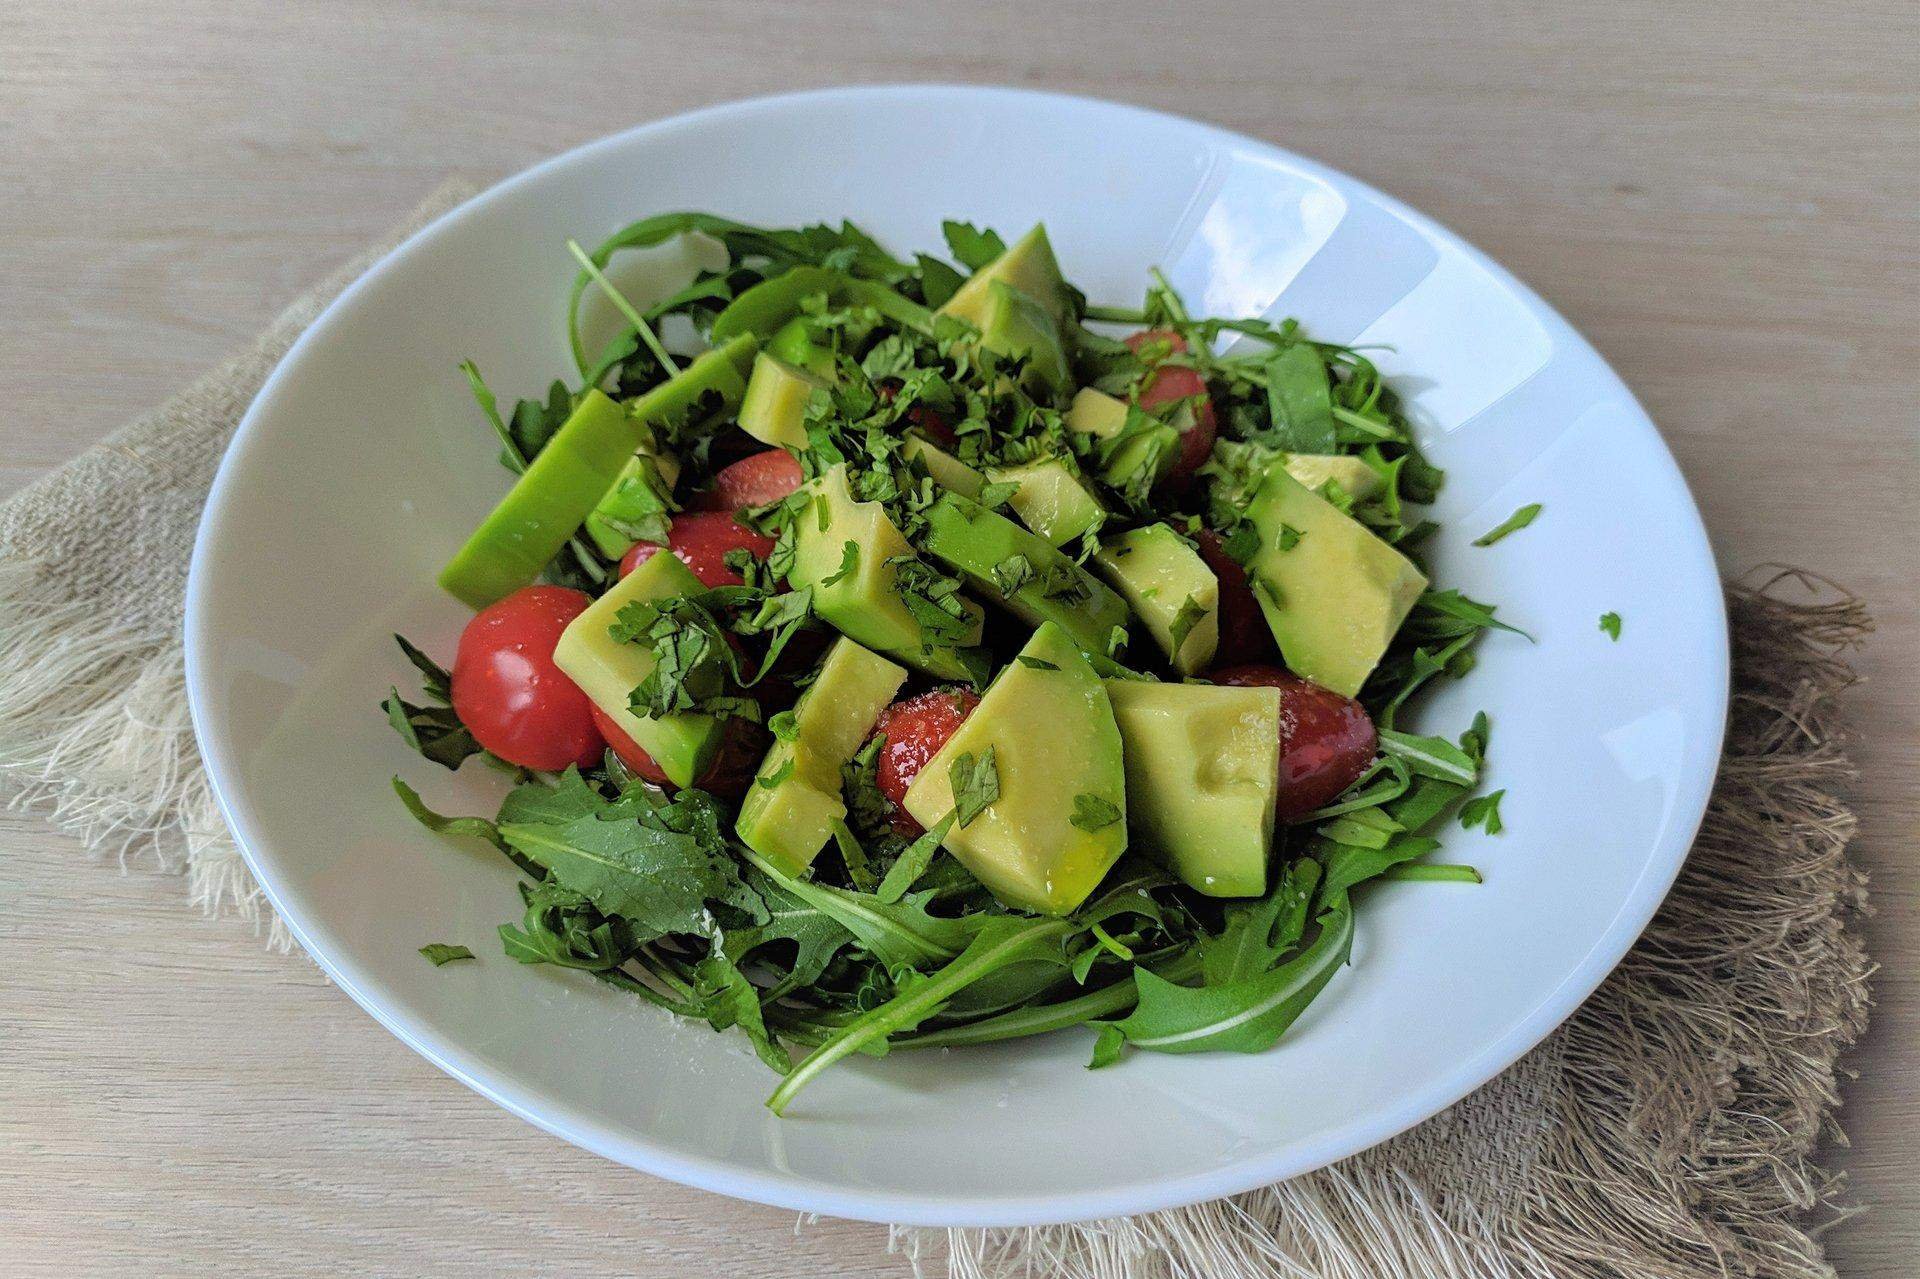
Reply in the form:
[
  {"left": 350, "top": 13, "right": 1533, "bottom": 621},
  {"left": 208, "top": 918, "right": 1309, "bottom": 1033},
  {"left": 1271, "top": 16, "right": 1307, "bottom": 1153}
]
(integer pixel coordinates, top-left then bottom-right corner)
[
  {"left": 1127, "top": 329, "right": 1216, "bottom": 490},
  {"left": 450, "top": 586, "right": 604, "bottom": 771},
  {"left": 690, "top": 449, "right": 803, "bottom": 512},
  {"left": 619, "top": 511, "right": 776, "bottom": 587},
  {"left": 870, "top": 687, "right": 981, "bottom": 835},
  {"left": 1209, "top": 665, "right": 1378, "bottom": 823},
  {"left": 1193, "top": 529, "right": 1276, "bottom": 666},
  {"left": 591, "top": 704, "right": 767, "bottom": 800},
  {"left": 1124, "top": 328, "right": 1188, "bottom": 359}
]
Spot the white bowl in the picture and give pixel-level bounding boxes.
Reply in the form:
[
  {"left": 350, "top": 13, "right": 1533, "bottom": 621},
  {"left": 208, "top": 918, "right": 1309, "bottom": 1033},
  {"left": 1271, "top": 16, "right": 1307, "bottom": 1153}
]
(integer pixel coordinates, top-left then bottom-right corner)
[{"left": 185, "top": 86, "right": 1727, "bottom": 1227}]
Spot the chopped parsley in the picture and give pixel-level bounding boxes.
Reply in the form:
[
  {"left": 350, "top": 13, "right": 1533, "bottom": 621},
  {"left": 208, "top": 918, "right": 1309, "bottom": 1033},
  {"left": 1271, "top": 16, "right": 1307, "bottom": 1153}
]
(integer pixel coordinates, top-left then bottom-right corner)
[
  {"left": 1599, "top": 611, "right": 1623, "bottom": 640},
  {"left": 1473, "top": 503, "right": 1542, "bottom": 547}
]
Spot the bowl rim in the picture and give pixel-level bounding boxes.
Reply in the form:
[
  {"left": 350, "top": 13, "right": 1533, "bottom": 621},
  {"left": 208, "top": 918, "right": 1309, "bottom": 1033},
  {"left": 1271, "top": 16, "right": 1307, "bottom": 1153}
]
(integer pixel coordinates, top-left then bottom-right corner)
[{"left": 184, "top": 82, "right": 1729, "bottom": 1227}]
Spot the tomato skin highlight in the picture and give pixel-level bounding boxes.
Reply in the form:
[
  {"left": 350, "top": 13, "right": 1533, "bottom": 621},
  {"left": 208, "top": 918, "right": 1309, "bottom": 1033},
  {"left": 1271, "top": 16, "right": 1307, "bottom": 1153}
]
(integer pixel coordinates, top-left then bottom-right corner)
[
  {"left": 618, "top": 511, "right": 776, "bottom": 587},
  {"left": 870, "top": 687, "right": 981, "bottom": 835},
  {"left": 450, "top": 586, "right": 604, "bottom": 771},
  {"left": 1194, "top": 529, "right": 1277, "bottom": 666},
  {"left": 1209, "top": 664, "right": 1378, "bottom": 822},
  {"left": 590, "top": 705, "right": 766, "bottom": 800},
  {"left": 690, "top": 449, "right": 803, "bottom": 512}
]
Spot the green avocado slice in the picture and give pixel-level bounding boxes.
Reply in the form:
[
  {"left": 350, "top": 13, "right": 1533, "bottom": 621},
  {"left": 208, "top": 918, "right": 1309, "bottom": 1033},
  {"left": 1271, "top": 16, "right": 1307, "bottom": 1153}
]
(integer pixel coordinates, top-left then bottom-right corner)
[
  {"left": 738, "top": 353, "right": 826, "bottom": 450},
  {"left": 984, "top": 456, "right": 1105, "bottom": 547},
  {"left": 551, "top": 551, "right": 723, "bottom": 788},
  {"left": 1092, "top": 524, "right": 1219, "bottom": 675},
  {"left": 978, "top": 281, "right": 1072, "bottom": 398},
  {"left": 901, "top": 622, "right": 1127, "bottom": 915},
  {"left": 788, "top": 465, "right": 985, "bottom": 680},
  {"left": 1105, "top": 680, "right": 1280, "bottom": 897},
  {"left": 1244, "top": 468, "right": 1428, "bottom": 696},
  {"left": 439, "top": 336, "right": 758, "bottom": 608},
  {"left": 709, "top": 266, "right": 934, "bottom": 343},
  {"left": 735, "top": 638, "right": 907, "bottom": 874},
  {"left": 917, "top": 493, "right": 1131, "bottom": 658},
  {"left": 938, "top": 225, "right": 1070, "bottom": 329}
]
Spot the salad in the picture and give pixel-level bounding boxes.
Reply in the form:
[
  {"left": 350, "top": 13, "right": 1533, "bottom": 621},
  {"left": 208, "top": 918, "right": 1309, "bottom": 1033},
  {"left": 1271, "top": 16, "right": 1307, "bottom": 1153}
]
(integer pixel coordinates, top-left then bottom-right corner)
[{"left": 387, "top": 214, "right": 1516, "bottom": 1115}]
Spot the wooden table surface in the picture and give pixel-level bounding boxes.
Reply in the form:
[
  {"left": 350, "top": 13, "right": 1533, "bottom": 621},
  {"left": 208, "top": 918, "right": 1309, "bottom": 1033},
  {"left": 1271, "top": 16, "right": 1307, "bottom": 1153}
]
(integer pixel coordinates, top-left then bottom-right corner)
[{"left": 3, "top": 2, "right": 1914, "bottom": 1274}]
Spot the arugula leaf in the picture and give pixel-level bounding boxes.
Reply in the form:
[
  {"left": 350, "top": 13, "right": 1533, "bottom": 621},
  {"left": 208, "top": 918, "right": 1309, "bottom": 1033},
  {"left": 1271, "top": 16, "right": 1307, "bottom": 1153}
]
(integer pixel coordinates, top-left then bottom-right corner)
[
  {"left": 693, "top": 948, "right": 791, "bottom": 1073},
  {"left": 1069, "top": 793, "right": 1122, "bottom": 833},
  {"left": 382, "top": 688, "right": 483, "bottom": 770},
  {"left": 419, "top": 943, "right": 475, "bottom": 966},
  {"left": 1203, "top": 859, "right": 1320, "bottom": 986},
  {"left": 736, "top": 846, "right": 973, "bottom": 972},
  {"left": 915, "top": 253, "right": 966, "bottom": 308},
  {"left": 1459, "top": 789, "right": 1506, "bottom": 834},
  {"left": 1317, "top": 835, "right": 1444, "bottom": 902},
  {"left": 1473, "top": 503, "right": 1542, "bottom": 547},
  {"left": 942, "top": 221, "right": 1007, "bottom": 271},
  {"left": 1260, "top": 344, "right": 1337, "bottom": 452},
  {"left": 877, "top": 813, "right": 955, "bottom": 903},
  {"left": 1599, "top": 611, "right": 1623, "bottom": 640},
  {"left": 1094, "top": 900, "right": 1353, "bottom": 1063},
  {"left": 1406, "top": 589, "right": 1532, "bottom": 641},
  {"left": 949, "top": 747, "right": 1000, "bottom": 828},
  {"left": 1378, "top": 729, "right": 1479, "bottom": 785}
]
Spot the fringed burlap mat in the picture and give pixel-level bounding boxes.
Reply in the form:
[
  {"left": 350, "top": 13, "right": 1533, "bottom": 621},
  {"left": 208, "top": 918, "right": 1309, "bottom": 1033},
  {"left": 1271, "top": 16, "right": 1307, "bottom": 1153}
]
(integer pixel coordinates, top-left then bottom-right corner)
[{"left": 0, "top": 185, "right": 1872, "bottom": 1279}]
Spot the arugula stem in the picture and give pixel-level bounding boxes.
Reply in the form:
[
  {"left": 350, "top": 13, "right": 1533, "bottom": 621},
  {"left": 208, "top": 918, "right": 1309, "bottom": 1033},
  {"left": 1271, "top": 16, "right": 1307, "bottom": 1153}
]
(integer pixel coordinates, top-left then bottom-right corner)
[
  {"left": 1081, "top": 303, "right": 1149, "bottom": 324},
  {"left": 765, "top": 919, "right": 1075, "bottom": 1115},
  {"left": 1381, "top": 864, "right": 1483, "bottom": 884},
  {"left": 897, "top": 950, "right": 1204, "bottom": 1049},
  {"left": 565, "top": 239, "right": 680, "bottom": 376}
]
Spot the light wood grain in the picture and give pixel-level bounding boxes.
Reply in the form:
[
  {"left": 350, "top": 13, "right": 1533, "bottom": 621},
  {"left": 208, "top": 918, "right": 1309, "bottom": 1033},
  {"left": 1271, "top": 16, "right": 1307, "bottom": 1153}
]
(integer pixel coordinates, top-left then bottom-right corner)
[{"left": 1, "top": 1, "right": 1914, "bottom": 1275}]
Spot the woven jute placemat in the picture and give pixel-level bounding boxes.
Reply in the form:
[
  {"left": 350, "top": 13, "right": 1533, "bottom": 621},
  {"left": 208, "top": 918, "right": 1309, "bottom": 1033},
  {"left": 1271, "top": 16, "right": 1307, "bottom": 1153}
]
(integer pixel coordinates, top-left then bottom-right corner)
[{"left": 0, "top": 183, "right": 1872, "bottom": 1279}]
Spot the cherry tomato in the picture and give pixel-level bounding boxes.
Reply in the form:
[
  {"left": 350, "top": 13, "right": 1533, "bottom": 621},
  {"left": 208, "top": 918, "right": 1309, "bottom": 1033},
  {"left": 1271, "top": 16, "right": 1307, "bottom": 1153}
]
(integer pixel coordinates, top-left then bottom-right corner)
[
  {"left": 1209, "top": 665, "right": 1378, "bottom": 823},
  {"left": 870, "top": 687, "right": 981, "bottom": 835},
  {"left": 450, "top": 586, "right": 604, "bottom": 771},
  {"left": 1124, "top": 328, "right": 1188, "bottom": 359},
  {"left": 591, "top": 705, "right": 766, "bottom": 800},
  {"left": 690, "top": 449, "right": 803, "bottom": 512},
  {"left": 1194, "top": 529, "right": 1277, "bottom": 666},
  {"left": 1127, "top": 330, "right": 1216, "bottom": 489},
  {"left": 619, "top": 511, "right": 776, "bottom": 587}
]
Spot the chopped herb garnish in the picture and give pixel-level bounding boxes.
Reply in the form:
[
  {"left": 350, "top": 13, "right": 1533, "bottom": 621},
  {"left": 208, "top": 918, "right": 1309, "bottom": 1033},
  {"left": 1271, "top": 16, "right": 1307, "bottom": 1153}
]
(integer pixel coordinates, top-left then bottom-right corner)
[
  {"left": 1070, "top": 793, "right": 1122, "bottom": 832},
  {"left": 1599, "top": 611, "right": 1623, "bottom": 640},
  {"left": 1473, "top": 503, "right": 1542, "bottom": 547},
  {"left": 1459, "top": 789, "right": 1506, "bottom": 834},
  {"left": 948, "top": 747, "right": 1000, "bottom": 828},
  {"left": 419, "top": 943, "right": 476, "bottom": 966}
]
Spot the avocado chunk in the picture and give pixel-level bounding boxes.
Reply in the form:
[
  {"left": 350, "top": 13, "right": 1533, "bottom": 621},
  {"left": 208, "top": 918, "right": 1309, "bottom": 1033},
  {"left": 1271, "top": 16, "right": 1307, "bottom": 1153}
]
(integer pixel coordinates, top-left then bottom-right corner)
[
  {"left": 918, "top": 493, "right": 1132, "bottom": 657},
  {"left": 738, "top": 353, "right": 826, "bottom": 450},
  {"left": 1092, "top": 524, "right": 1219, "bottom": 675},
  {"left": 1064, "top": 387, "right": 1182, "bottom": 496},
  {"left": 551, "top": 551, "right": 723, "bottom": 788},
  {"left": 902, "top": 623, "right": 1127, "bottom": 914},
  {"left": 978, "top": 281, "right": 1071, "bottom": 398},
  {"left": 1245, "top": 468, "right": 1428, "bottom": 696},
  {"left": 581, "top": 432, "right": 682, "bottom": 560},
  {"left": 984, "top": 456, "right": 1105, "bottom": 547},
  {"left": 1284, "top": 453, "right": 1383, "bottom": 503},
  {"left": 938, "top": 225, "right": 1071, "bottom": 329},
  {"left": 736, "top": 638, "right": 906, "bottom": 874},
  {"left": 710, "top": 266, "right": 934, "bottom": 343},
  {"left": 437, "top": 389, "right": 640, "bottom": 609},
  {"left": 1104, "top": 680, "right": 1280, "bottom": 898},
  {"left": 901, "top": 432, "right": 985, "bottom": 499},
  {"left": 789, "top": 464, "right": 985, "bottom": 680}
]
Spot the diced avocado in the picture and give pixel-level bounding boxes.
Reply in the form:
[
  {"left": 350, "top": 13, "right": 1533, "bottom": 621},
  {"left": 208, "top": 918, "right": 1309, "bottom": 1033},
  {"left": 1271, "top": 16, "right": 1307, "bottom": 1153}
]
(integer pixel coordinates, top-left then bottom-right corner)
[
  {"left": 985, "top": 456, "right": 1105, "bottom": 547},
  {"left": 551, "top": 551, "right": 722, "bottom": 788},
  {"left": 736, "top": 638, "right": 906, "bottom": 874},
  {"left": 918, "top": 493, "right": 1131, "bottom": 657},
  {"left": 766, "top": 316, "right": 836, "bottom": 379},
  {"left": 710, "top": 266, "right": 934, "bottom": 343},
  {"left": 1092, "top": 525, "right": 1219, "bottom": 675},
  {"left": 1104, "top": 680, "right": 1280, "bottom": 898},
  {"left": 939, "top": 225, "right": 1070, "bottom": 329},
  {"left": 1064, "top": 387, "right": 1180, "bottom": 496},
  {"left": 582, "top": 434, "right": 681, "bottom": 560},
  {"left": 439, "top": 390, "right": 637, "bottom": 609},
  {"left": 739, "top": 353, "right": 826, "bottom": 450},
  {"left": 902, "top": 432, "right": 985, "bottom": 499},
  {"left": 1245, "top": 468, "right": 1428, "bottom": 697},
  {"left": 978, "top": 281, "right": 1071, "bottom": 398},
  {"left": 1285, "top": 453, "right": 1383, "bottom": 503},
  {"left": 902, "top": 623, "right": 1126, "bottom": 914},
  {"left": 789, "top": 465, "right": 984, "bottom": 680}
]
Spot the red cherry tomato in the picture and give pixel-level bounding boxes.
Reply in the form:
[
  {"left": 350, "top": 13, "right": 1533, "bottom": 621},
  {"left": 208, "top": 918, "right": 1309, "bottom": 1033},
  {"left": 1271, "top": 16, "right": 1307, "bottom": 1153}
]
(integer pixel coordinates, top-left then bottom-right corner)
[
  {"left": 1209, "top": 665, "right": 1378, "bottom": 823},
  {"left": 590, "top": 705, "right": 766, "bottom": 800},
  {"left": 871, "top": 687, "right": 981, "bottom": 835},
  {"left": 450, "top": 586, "right": 604, "bottom": 771},
  {"left": 1193, "top": 529, "right": 1277, "bottom": 665},
  {"left": 1139, "top": 364, "right": 1217, "bottom": 490},
  {"left": 618, "top": 511, "right": 776, "bottom": 587},
  {"left": 1124, "top": 328, "right": 1188, "bottom": 359},
  {"left": 690, "top": 449, "right": 803, "bottom": 512}
]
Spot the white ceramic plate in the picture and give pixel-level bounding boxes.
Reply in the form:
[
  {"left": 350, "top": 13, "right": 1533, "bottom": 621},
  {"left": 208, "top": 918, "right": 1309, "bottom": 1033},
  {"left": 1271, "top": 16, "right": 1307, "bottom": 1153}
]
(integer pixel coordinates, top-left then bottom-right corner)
[{"left": 185, "top": 86, "right": 1727, "bottom": 1227}]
